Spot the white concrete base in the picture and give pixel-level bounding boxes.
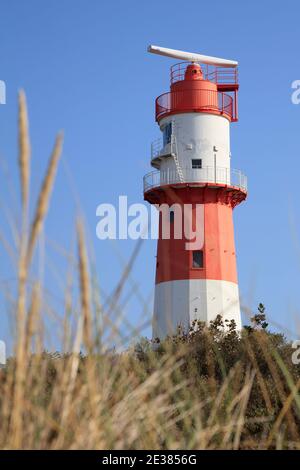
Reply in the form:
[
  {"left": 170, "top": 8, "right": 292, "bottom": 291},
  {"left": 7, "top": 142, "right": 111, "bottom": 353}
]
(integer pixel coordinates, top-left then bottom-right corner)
[{"left": 153, "top": 279, "right": 241, "bottom": 339}]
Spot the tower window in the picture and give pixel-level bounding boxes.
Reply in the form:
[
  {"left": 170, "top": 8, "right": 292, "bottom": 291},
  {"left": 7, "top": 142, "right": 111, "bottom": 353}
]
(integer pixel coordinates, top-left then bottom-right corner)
[
  {"left": 192, "top": 250, "right": 203, "bottom": 268},
  {"left": 163, "top": 122, "right": 172, "bottom": 146},
  {"left": 170, "top": 209, "right": 175, "bottom": 223},
  {"left": 192, "top": 159, "right": 202, "bottom": 169}
]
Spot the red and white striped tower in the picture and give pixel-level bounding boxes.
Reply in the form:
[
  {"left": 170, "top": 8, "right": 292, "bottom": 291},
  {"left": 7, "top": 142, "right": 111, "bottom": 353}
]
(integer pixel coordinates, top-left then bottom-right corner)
[{"left": 144, "top": 46, "right": 247, "bottom": 340}]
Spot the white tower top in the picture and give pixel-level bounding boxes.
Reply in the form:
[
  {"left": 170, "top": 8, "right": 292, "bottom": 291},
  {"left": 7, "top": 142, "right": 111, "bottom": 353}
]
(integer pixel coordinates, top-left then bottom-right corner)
[{"left": 148, "top": 45, "right": 238, "bottom": 68}]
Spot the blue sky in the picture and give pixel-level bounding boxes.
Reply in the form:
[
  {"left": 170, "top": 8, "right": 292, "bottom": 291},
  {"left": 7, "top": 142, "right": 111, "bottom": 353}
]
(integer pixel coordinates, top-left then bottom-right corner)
[{"left": 0, "top": 0, "right": 300, "bottom": 348}]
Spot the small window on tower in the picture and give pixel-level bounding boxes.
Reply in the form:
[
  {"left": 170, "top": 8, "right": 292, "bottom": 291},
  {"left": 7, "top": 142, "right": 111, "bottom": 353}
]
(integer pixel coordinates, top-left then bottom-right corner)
[
  {"left": 192, "top": 159, "right": 202, "bottom": 169},
  {"left": 192, "top": 250, "right": 204, "bottom": 268},
  {"left": 163, "top": 122, "right": 172, "bottom": 146},
  {"left": 170, "top": 210, "right": 175, "bottom": 224}
]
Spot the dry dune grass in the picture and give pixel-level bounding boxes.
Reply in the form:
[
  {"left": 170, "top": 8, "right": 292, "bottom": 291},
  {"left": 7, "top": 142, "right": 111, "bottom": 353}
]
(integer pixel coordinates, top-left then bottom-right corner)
[{"left": 0, "top": 93, "right": 299, "bottom": 450}]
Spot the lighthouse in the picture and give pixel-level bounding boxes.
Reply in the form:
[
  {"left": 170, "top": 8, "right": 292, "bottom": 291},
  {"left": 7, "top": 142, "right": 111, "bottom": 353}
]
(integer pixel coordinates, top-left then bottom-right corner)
[{"left": 144, "top": 46, "right": 247, "bottom": 340}]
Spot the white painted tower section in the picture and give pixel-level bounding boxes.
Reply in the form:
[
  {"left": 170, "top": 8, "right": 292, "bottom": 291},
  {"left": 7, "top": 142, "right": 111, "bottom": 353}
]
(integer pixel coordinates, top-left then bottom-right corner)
[
  {"left": 158, "top": 113, "right": 231, "bottom": 184},
  {"left": 153, "top": 280, "right": 241, "bottom": 339}
]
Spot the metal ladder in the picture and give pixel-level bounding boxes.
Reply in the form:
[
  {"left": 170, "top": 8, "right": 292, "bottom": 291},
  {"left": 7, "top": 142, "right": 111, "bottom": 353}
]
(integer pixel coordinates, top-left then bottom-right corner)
[{"left": 171, "top": 131, "right": 184, "bottom": 183}]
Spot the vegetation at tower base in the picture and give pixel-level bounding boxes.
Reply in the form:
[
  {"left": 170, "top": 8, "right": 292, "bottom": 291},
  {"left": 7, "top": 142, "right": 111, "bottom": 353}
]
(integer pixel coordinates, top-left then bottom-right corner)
[
  {"left": 0, "top": 93, "right": 300, "bottom": 450},
  {"left": 134, "top": 308, "right": 300, "bottom": 449},
  {"left": 1, "top": 309, "right": 299, "bottom": 450}
]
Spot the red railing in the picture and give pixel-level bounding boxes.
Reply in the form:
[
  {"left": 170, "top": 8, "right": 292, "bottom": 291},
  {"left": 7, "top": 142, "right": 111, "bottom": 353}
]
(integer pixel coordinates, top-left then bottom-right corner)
[
  {"left": 155, "top": 89, "right": 234, "bottom": 122},
  {"left": 170, "top": 62, "right": 238, "bottom": 87}
]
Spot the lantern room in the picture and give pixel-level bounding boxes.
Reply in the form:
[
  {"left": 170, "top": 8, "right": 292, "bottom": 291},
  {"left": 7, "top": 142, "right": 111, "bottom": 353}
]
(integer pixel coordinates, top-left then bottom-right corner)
[{"left": 155, "top": 61, "right": 239, "bottom": 123}]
